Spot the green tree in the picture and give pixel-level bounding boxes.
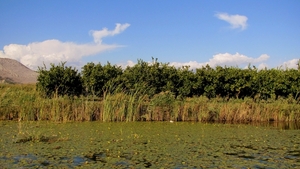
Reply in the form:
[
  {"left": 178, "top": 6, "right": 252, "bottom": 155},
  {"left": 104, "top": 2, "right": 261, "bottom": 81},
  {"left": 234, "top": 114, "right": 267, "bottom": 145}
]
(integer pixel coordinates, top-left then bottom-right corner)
[
  {"left": 36, "top": 62, "right": 83, "bottom": 97},
  {"left": 201, "top": 65, "right": 217, "bottom": 99},
  {"left": 81, "top": 62, "right": 123, "bottom": 97},
  {"left": 176, "top": 66, "right": 195, "bottom": 97}
]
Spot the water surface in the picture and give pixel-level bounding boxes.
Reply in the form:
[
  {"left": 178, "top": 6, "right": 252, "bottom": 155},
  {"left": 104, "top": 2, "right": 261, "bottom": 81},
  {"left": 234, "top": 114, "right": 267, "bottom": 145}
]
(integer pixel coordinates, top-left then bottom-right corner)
[{"left": 0, "top": 121, "right": 299, "bottom": 168}]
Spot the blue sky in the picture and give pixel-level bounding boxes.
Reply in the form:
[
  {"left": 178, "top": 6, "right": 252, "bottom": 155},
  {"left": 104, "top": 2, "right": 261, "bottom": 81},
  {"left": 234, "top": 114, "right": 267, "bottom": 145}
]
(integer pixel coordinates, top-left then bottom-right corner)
[{"left": 0, "top": 0, "right": 299, "bottom": 70}]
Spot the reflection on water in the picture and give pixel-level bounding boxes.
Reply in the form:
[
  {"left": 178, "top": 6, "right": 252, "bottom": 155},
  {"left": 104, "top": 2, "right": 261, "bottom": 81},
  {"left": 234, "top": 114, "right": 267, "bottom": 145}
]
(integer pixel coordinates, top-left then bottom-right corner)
[
  {"left": 217, "top": 121, "right": 300, "bottom": 130},
  {"left": 250, "top": 121, "right": 300, "bottom": 130},
  {"left": 271, "top": 121, "right": 300, "bottom": 130}
]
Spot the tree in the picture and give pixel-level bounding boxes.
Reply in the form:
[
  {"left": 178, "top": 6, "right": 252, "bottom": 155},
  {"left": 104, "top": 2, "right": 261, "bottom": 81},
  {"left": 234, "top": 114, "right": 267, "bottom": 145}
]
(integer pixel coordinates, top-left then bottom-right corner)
[
  {"left": 81, "top": 62, "right": 123, "bottom": 97},
  {"left": 36, "top": 62, "right": 83, "bottom": 98}
]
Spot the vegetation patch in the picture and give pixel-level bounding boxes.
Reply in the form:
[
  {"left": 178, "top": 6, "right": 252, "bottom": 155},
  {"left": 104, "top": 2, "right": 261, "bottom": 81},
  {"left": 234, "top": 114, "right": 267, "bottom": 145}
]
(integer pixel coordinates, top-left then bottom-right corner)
[
  {"left": 1, "top": 121, "right": 299, "bottom": 168},
  {"left": 1, "top": 83, "right": 300, "bottom": 122},
  {"left": 2, "top": 59, "right": 300, "bottom": 122}
]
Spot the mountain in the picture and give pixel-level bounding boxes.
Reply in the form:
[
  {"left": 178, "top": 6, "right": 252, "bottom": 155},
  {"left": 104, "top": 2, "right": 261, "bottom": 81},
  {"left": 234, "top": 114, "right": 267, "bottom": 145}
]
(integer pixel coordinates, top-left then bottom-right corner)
[{"left": 0, "top": 58, "right": 38, "bottom": 84}]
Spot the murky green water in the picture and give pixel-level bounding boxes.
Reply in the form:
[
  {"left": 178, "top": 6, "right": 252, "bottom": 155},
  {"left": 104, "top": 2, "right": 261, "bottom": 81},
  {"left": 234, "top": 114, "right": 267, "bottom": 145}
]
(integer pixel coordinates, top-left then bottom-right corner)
[{"left": 0, "top": 121, "right": 299, "bottom": 168}]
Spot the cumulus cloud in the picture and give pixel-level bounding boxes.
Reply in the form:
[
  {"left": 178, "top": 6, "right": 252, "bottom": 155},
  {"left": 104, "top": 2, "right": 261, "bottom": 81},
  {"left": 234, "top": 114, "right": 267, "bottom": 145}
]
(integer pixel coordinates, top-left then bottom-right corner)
[
  {"left": 207, "top": 53, "right": 269, "bottom": 67},
  {"left": 215, "top": 12, "right": 248, "bottom": 30},
  {"left": 90, "top": 23, "right": 130, "bottom": 44},
  {"left": 118, "top": 60, "right": 135, "bottom": 68},
  {"left": 0, "top": 23, "right": 130, "bottom": 70},
  {"left": 257, "top": 63, "right": 268, "bottom": 70},
  {"left": 169, "top": 53, "right": 269, "bottom": 69},
  {"left": 281, "top": 59, "right": 300, "bottom": 69},
  {"left": 169, "top": 61, "right": 204, "bottom": 69},
  {"left": 121, "top": 53, "right": 270, "bottom": 70},
  {"left": 116, "top": 54, "right": 298, "bottom": 71}
]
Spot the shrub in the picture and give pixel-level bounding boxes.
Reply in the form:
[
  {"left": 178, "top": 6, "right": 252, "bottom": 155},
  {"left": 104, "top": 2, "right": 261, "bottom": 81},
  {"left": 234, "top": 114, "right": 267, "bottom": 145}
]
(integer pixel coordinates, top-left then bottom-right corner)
[
  {"left": 81, "top": 62, "right": 123, "bottom": 97},
  {"left": 36, "top": 62, "right": 83, "bottom": 98}
]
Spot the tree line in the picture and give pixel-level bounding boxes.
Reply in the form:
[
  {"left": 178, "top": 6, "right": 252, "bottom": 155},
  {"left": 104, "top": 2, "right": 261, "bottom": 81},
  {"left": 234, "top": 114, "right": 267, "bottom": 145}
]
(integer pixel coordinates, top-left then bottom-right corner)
[{"left": 36, "top": 59, "right": 300, "bottom": 101}]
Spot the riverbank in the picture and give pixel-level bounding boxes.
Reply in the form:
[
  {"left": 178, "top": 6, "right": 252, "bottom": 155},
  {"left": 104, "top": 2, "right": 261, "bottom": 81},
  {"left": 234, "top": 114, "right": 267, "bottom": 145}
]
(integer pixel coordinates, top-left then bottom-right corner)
[{"left": 1, "top": 84, "right": 299, "bottom": 122}]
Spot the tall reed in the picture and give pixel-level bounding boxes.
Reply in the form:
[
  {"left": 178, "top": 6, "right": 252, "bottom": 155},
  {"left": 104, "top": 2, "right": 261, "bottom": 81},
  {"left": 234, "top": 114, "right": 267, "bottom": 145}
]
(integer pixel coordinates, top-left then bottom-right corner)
[{"left": 0, "top": 84, "right": 299, "bottom": 122}]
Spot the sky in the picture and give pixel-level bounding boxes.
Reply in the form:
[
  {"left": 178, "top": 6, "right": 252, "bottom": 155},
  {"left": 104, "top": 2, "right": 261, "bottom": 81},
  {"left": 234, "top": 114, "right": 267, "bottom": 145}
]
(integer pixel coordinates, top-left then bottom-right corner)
[{"left": 0, "top": 0, "right": 299, "bottom": 71}]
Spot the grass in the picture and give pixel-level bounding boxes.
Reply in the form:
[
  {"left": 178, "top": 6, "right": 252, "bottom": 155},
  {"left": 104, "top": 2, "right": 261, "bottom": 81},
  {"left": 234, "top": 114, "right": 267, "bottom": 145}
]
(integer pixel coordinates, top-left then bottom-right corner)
[
  {"left": 0, "top": 83, "right": 300, "bottom": 122},
  {"left": 13, "top": 121, "right": 69, "bottom": 143}
]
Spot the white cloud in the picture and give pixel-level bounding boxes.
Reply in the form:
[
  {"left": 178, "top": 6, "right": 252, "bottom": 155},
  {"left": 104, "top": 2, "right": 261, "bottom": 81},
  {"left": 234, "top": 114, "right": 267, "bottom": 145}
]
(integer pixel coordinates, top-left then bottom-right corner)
[
  {"left": 169, "top": 53, "right": 269, "bottom": 69},
  {"left": 90, "top": 23, "right": 130, "bottom": 44},
  {"left": 215, "top": 12, "right": 248, "bottom": 30},
  {"left": 281, "top": 59, "right": 299, "bottom": 69},
  {"left": 170, "top": 61, "right": 203, "bottom": 69},
  {"left": 207, "top": 53, "right": 269, "bottom": 67},
  {"left": 257, "top": 63, "right": 268, "bottom": 70},
  {"left": 0, "top": 23, "right": 130, "bottom": 70},
  {"left": 115, "top": 54, "right": 298, "bottom": 71},
  {"left": 121, "top": 53, "right": 270, "bottom": 70},
  {"left": 118, "top": 60, "right": 136, "bottom": 69}
]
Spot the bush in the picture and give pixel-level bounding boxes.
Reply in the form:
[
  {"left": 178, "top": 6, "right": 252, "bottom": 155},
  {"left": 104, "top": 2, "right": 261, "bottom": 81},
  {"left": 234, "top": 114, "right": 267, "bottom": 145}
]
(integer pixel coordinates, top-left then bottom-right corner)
[
  {"left": 81, "top": 62, "right": 123, "bottom": 97},
  {"left": 36, "top": 62, "right": 83, "bottom": 98}
]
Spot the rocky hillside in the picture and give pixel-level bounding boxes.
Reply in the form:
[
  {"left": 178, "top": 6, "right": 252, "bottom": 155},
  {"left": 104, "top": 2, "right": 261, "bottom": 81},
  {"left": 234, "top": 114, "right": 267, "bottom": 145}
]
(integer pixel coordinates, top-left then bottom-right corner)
[{"left": 0, "top": 58, "right": 38, "bottom": 84}]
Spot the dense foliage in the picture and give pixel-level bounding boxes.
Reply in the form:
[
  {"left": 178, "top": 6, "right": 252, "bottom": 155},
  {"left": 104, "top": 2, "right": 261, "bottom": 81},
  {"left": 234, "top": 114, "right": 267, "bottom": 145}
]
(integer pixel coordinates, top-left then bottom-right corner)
[
  {"left": 36, "top": 62, "right": 83, "bottom": 97},
  {"left": 81, "top": 62, "right": 123, "bottom": 97},
  {"left": 36, "top": 59, "right": 300, "bottom": 101}
]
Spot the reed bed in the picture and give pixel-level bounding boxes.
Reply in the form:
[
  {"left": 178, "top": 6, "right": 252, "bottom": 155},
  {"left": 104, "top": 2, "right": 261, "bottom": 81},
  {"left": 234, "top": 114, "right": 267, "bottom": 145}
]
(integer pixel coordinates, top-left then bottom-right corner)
[{"left": 0, "top": 84, "right": 299, "bottom": 122}]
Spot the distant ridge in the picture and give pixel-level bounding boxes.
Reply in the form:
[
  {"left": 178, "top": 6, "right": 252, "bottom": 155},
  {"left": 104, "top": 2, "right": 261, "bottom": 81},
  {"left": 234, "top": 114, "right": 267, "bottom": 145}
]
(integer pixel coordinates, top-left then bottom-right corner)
[{"left": 0, "top": 58, "right": 38, "bottom": 84}]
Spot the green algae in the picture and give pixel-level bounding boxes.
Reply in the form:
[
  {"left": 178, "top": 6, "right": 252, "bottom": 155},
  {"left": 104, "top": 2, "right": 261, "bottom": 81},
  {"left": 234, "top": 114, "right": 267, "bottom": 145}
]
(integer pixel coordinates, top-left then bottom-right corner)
[{"left": 0, "top": 121, "right": 299, "bottom": 168}]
